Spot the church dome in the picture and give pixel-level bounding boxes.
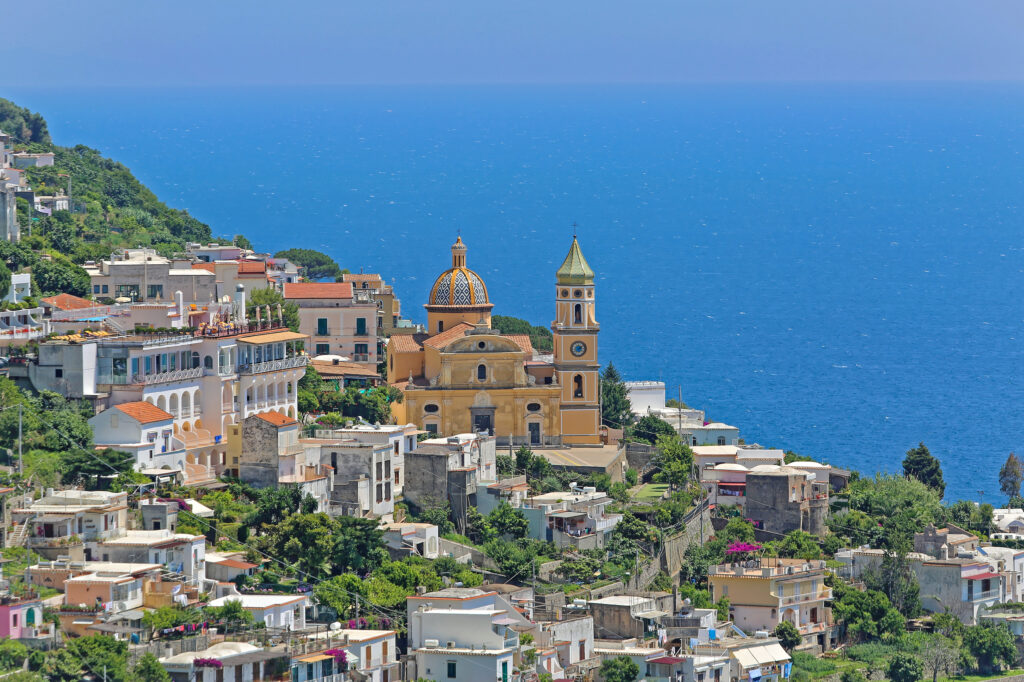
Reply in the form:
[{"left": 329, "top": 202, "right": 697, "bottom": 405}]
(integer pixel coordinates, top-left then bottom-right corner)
[{"left": 427, "top": 237, "right": 491, "bottom": 308}]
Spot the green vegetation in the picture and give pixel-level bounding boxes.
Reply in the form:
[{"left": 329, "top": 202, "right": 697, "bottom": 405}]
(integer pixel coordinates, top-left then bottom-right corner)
[
  {"left": 599, "top": 655, "right": 640, "bottom": 682},
  {"left": 903, "top": 442, "right": 945, "bottom": 499},
  {"left": 273, "top": 248, "right": 344, "bottom": 281},
  {"left": 999, "top": 452, "right": 1022, "bottom": 500},
  {"left": 490, "top": 315, "right": 553, "bottom": 352},
  {"left": 632, "top": 482, "right": 669, "bottom": 501},
  {"left": 600, "top": 363, "right": 634, "bottom": 429}
]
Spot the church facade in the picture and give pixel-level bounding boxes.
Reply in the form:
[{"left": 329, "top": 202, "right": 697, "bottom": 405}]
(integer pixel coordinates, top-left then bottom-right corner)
[{"left": 388, "top": 236, "right": 602, "bottom": 446}]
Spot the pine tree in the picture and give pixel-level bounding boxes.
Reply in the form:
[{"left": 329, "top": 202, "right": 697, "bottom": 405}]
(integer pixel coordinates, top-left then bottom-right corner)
[
  {"left": 600, "top": 363, "right": 634, "bottom": 429},
  {"left": 903, "top": 442, "right": 945, "bottom": 498},
  {"left": 999, "top": 453, "right": 1023, "bottom": 500}
]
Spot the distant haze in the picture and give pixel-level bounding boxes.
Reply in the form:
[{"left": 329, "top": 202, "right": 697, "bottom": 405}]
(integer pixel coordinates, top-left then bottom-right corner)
[{"left": 1, "top": 0, "right": 1023, "bottom": 86}]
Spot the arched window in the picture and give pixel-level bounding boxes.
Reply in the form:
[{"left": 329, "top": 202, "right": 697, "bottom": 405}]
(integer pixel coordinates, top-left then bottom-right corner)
[
  {"left": 477, "top": 364, "right": 487, "bottom": 381},
  {"left": 573, "top": 374, "right": 583, "bottom": 398},
  {"left": 204, "top": 355, "right": 214, "bottom": 370},
  {"left": 574, "top": 304, "right": 582, "bottom": 324}
]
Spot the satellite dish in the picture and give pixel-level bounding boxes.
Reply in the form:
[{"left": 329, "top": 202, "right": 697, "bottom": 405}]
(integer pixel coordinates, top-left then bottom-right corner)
[{"left": 330, "top": 622, "right": 341, "bottom": 631}]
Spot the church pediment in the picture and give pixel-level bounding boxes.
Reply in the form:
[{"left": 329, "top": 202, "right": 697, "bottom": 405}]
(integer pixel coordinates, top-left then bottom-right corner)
[{"left": 442, "top": 335, "right": 523, "bottom": 354}]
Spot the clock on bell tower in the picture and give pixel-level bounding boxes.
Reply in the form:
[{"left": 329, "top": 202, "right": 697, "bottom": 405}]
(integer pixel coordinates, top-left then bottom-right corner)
[{"left": 552, "top": 236, "right": 602, "bottom": 445}]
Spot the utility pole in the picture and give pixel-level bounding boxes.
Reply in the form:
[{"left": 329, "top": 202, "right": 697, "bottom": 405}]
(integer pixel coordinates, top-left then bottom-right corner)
[
  {"left": 677, "top": 385, "right": 683, "bottom": 434},
  {"left": 17, "top": 403, "right": 22, "bottom": 476}
]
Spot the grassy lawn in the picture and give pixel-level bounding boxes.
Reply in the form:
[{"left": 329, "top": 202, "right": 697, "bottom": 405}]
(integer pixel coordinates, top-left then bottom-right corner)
[
  {"left": 632, "top": 483, "right": 669, "bottom": 502},
  {"left": 939, "top": 670, "right": 1024, "bottom": 682}
]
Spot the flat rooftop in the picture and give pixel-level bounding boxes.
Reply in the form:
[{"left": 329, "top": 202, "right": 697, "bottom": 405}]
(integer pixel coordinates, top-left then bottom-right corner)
[{"left": 533, "top": 444, "right": 622, "bottom": 469}]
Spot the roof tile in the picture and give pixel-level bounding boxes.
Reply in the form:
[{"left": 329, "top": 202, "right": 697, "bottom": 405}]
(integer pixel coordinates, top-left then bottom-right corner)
[
  {"left": 253, "top": 410, "right": 299, "bottom": 427},
  {"left": 113, "top": 401, "right": 174, "bottom": 424},
  {"left": 283, "top": 282, "right": 353, "bottom": 300}
]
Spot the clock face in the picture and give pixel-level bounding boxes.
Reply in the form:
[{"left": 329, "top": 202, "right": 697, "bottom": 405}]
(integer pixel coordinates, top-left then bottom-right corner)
[{"left": 570, "top": 341, "right": 587, "bottom": 357}]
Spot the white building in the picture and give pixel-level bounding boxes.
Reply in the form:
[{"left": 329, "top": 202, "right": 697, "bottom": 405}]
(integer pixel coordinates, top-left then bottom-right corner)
[
  {"left": 381, "top": 522, "right": 439, "bottom": 559},
  {"left": 206, "top": 594, "right": 309, "bottom": 630},
  {"left": 89, "top": 401, "right": 186, "bottom": 477},
  {"left": 411, "top": 607, "right": 518, "bottom": 682},
  {"left": 293, "top": 629, "right": 399, "bottom": 682},
  {"left": 315, "top": 423, "right": 421, "bottom": 494},
  {"left": 96, "top": 529, "right": 206, "bottom": 586}
]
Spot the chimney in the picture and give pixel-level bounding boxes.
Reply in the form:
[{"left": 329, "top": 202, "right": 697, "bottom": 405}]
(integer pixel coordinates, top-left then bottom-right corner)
[
  {"left": 175, "top": 290, "right": 184, "bottom": 320},
  {"left": 234, "top": 284, "right": 246, "bottom": 324}
]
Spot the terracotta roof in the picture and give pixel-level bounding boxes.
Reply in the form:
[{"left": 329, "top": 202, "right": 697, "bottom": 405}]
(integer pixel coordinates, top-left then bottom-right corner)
[
  {"left": 237, "top": 260, "right": 267, "bottom": 274},
  {"left": 388, "top": 334, "right": 428, "bottom": 354},
  {"left": 311, "top": 360, "right": 380, "bottom": 378},
  {"left": 341, "top": 273, "right": 382, "bottom": 283},
  {"left": 253, "top": 410, "right": 299, "bottom": 427},
  {"left": 283, "top": 282, "right": 353, "bottom": 300},
  {"left": 113, "top": 401, "right": 174, "bottom": 424},
  {"left": 210, "top": 557, "right": 258, "bottom": 570},
  {"left": 422, "top": 323, "right": 475, "bottom": 349},
  {"left": 191, "top": 262, "right": 216, "bottom": 273},
  {"left": 41, "top": 293, "right": 102, "bottom": 311},
  {"left": 504, "top": 334, "right": 534, "bottom": 354}
]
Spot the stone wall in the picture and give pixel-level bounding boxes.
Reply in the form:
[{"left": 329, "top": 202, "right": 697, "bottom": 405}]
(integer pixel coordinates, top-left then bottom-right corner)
[
  {"left": 662, "top": 498, "right": 712, "bottom": 579},
  {"left": 238, "top": 416, "right": 280, "bottom": 488}
]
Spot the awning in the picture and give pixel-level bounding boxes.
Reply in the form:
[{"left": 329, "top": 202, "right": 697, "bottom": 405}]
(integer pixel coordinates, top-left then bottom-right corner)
[
  {"left": 237, "top": 331, "right": 308, "bottom": 344},
  {"left": 733, "top": 649, "right": 759, "bottom": 669},
  {"left": 967, "top": 572, "right": 1001, "bottom": 580},
  {"left": 296, "top": 654, "right": 333, "bottom": 663},
  {"left": 492, "top": 617, "right": 519, "bottom": 625},
  {"left": 749, "top": 643, "right": 791, "bottom": 665},
  {"left": 717, "top": 482, "right": 746, "bottom": 488}
]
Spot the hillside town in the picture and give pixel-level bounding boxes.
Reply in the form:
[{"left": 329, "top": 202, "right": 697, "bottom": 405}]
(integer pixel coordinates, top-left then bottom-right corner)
[{"left": 0, "top": 103, "right": 1023, "bottom": 682}]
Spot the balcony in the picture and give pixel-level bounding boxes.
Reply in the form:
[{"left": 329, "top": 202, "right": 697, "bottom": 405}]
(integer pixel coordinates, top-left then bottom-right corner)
[
  {"left": 124, "top": 366, "right": 204, "bottom": 385},
  {"left": 351, "top": 354, "right": 369, "bottom": 363},
  {"left": 970, "top": 589, "right": 1001, "bottom": 602},
  {"left": 775, "top": 588, "right": 832, "bottom": 606},
  {"left": 238, "top": 355, "right": 309, "bottom": 375}
]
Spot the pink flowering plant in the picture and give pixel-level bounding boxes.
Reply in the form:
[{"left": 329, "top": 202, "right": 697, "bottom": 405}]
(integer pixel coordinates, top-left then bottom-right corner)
[
  {"left": 194, "top": 658, "right": 223, "bottom": 669},
  {"left": 725, "top": 541, "right": 762, "bottom": 555}
]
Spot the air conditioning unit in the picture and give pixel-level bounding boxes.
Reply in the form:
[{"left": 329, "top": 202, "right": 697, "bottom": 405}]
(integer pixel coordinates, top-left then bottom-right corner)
[{"left": 424, "top": 639, "right": 439, "bottom": 648}]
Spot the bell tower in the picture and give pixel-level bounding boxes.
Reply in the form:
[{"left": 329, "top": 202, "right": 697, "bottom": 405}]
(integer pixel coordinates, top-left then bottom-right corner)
[{"left": 552, "top": 236, "right": 601, "bottom": 445}]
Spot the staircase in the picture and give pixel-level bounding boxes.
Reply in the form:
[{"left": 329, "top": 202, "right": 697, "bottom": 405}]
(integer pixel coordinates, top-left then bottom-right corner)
[
  {"left": 183, "top": 461, "right": 217, "bottom": 487},
  {"left": 103, "top": 314, "right": 131, "bottom": 334},
  {"left": 6, "top": 522, "right": 30, "bottom": 548}
]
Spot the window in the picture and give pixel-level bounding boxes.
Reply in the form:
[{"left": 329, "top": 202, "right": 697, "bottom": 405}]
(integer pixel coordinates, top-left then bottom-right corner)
[
  {"left": 204, "top": 355, "right": 214, "bottom": 370},
  {"left": 315, "top": 343, "right": 330, "bottom": 355},
  {"left": 573, "top": 374, "right": 583, "bottom": 398},
  {"left": 102, "top": 285, "right": 109, "bottom": 294},
  {"left": 316, "top": 318, "right": 328, "bottom": 336},
  {"left": 93, "top": 285, "right": 100, "bottom": 294},
  {"left": 425, "top": 423, "right": 438, "bottom": 435},
  {"left": 191, "top": 352, "right": 200, "bottom": 369},
  {"left": 573, "top": 289, "right": 583, "bottom": 297},
  {"left": 447, "top": 661, "right": 457, "bottom": 679},
  {"left": 717, "top": 436, "right": 726, "bottom": 446},
  {"left": 365, "top": 647, "right": 371, "bottom": 668},
  {"left": 477, "top": 364, "right": 487, "bottom": 381},
  {"left": 395, "top": 468, "right": 400, "bottom": 485},
  {"left": 355, "top": 343, "right": 368, "bottom": 355},
  {"left": 477, "top": 341, "right": 486, "bottom": 350},
  {"left": 437, "top": 321, "right": 444, "bottom": 333},
  {"left": 55, "top": 368, "right": 63, "bottom": 378},
  {"left": 394, "top": 442, "right": 400, "bottom": 455},
  {"left": 11, "top": 613, "right": 17, "bottom": 628},
  {"left": 574, "top": 303, "right": 582, "bottom": 324},
  {"left": 383, "top": 640, "right": 388, "bottom": 661},
  {"left": 424, "top": 404, "right": 439, "bottom": 413},
  {"left": 561, "top": 289, "right": 569, "bottom": 298},
  {"left": 147, "top": 284, "right": 164, "bottom": 299},
  {"left": 527, "top": 402, "right": 541, "bottom": 412},
  {"left": 356, "top": 317, "right": 367, "bottom": 335}
]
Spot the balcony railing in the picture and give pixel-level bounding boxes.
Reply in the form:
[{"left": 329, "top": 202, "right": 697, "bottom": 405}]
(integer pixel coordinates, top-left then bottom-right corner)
[
  {"left": 239, "top": 355, "right": 309, "bottom": 375},
  {"left": 775, "top": 588, "right": 832, "bottom": 605},
  {"left": 970, "top": 589, "right": 1001, "bottom": 601},
  {"left": 351, "top": 354, "right": 369, "bottom": 362}
]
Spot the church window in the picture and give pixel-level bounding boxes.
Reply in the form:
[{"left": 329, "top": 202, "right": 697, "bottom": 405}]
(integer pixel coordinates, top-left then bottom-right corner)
[
  {"left": 389, "top": 355, "right": 393, "bottom": 371},
  {"left": 424, "top": 404, "right": 439, "bottom": 413},
  {"left": 574, "top": 304, "right": 582, "bottom": 324},
  {"left": 573, "top": 289, "right": 583, "bottom": 298},
  {"left": 561, "top": 289, "right": 569, "bottom": 298},
  {"left": 425, "top": 423, "right": 438, "bottom": 435},
  {"left": 437, "top": 321, "right": 444, "bottom": 333},
  {"left": 573, "top": 374, "right": 584, "bottom": 398},
  {"left": 477, "top": 341, "right": 486, "bottom": 350},
  {"left": 527, "top": 402, "right": 541, "bottom": 412},
  {"left": 477, "top": 364, "right": 487, "bottom": 381}
]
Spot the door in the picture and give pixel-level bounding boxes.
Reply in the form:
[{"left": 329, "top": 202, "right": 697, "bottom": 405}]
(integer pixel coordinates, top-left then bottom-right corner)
[
  {"left": 528, "top": 422, "right": 541, "bottom": 445},
  {"left": 473, "top": 412, "right": 493, "bottom": 434}
]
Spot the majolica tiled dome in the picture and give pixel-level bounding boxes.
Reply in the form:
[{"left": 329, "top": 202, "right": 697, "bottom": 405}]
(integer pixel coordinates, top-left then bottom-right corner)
[{"left": 428, "top": 237, "right": 490, "bottom": 307}]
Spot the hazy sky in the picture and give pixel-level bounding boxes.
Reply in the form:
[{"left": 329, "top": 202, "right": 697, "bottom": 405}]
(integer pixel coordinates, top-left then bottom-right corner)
[{"left": 4, "top": 1, "right": 1023, "bottom": 86}]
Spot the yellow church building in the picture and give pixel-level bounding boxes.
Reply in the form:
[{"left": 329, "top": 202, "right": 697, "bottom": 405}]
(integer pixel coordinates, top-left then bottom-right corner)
[{"left": 388, "top": 235, "right": 602, "bottom": 446}]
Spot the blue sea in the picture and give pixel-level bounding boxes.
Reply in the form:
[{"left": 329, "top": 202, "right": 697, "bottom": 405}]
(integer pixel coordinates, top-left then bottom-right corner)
[{"left": 7, "top": 85, "right": 1023, "bottom": 503}]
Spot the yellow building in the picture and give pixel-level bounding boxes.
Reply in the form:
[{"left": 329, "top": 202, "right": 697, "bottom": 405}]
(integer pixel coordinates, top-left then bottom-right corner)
[
  {"left": 708, "top": 557, "right": 833, "bottom": 650},
  {"left": 388, "top": 235, "right": 602, "bottom": 446}
]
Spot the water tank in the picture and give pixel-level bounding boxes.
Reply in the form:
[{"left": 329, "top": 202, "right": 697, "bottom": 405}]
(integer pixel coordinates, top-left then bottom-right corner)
[
  {"left": 424, "top": 639, "right": 439, "bottom": 648},
  {"left": 755, "top": 630, "right": 770, "bottom": 639}
]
